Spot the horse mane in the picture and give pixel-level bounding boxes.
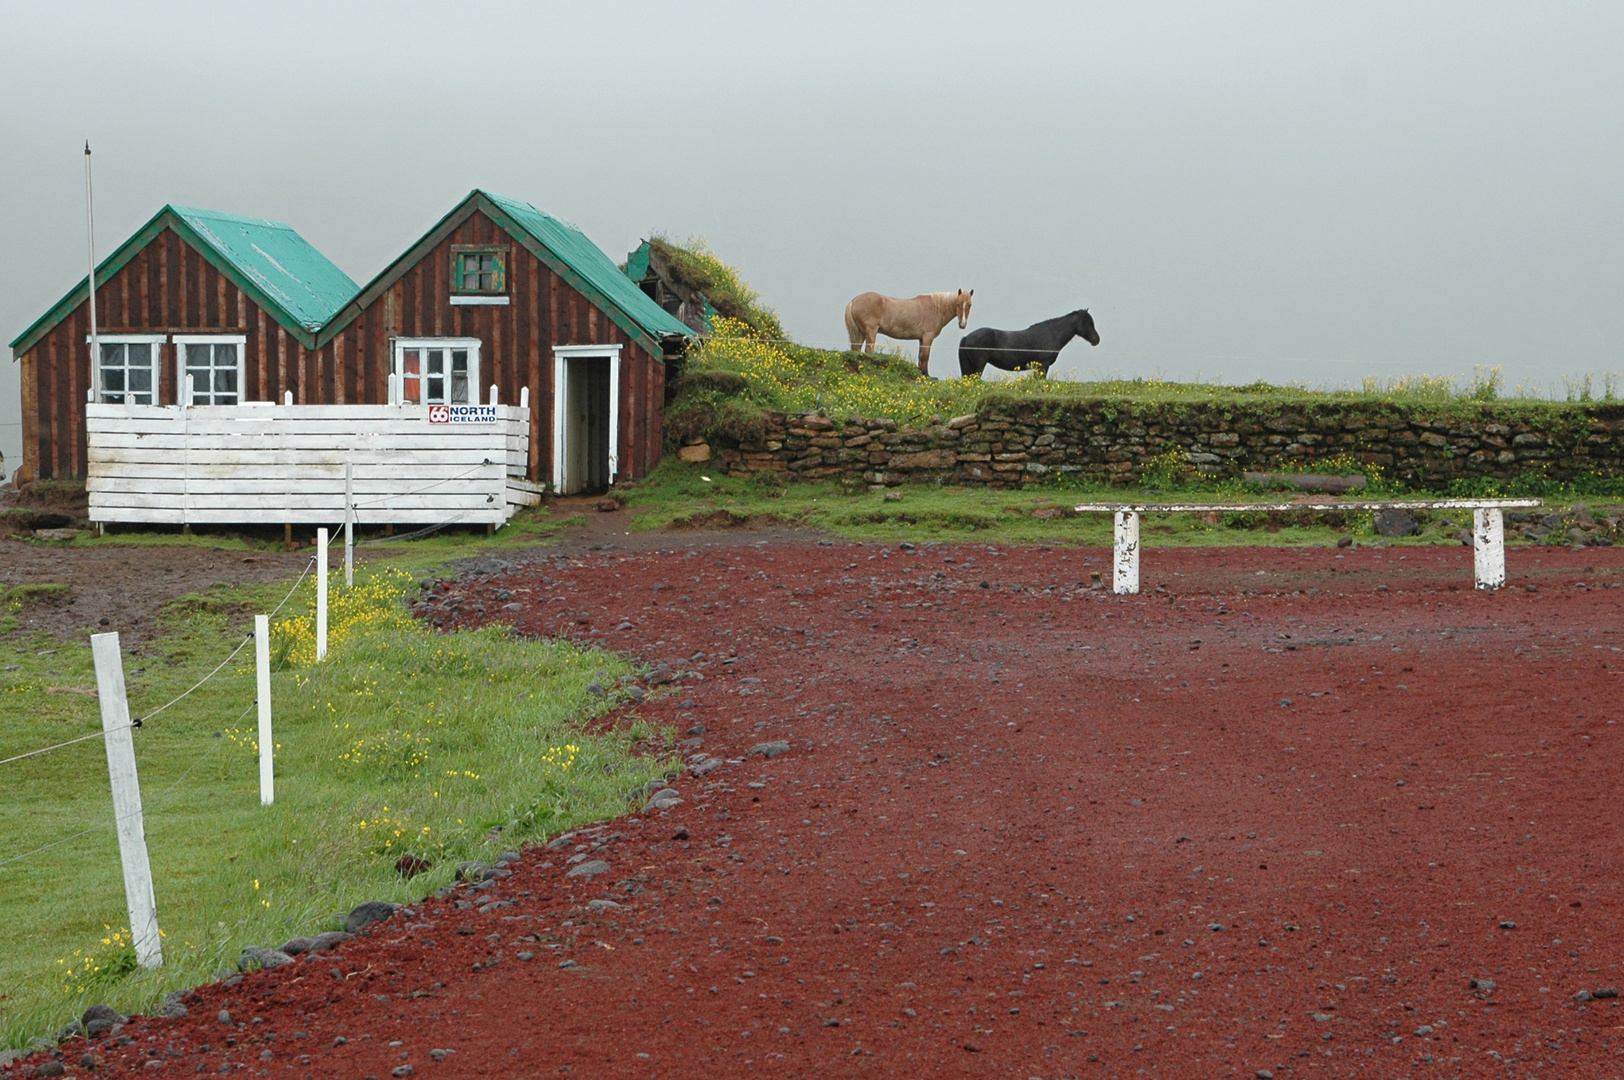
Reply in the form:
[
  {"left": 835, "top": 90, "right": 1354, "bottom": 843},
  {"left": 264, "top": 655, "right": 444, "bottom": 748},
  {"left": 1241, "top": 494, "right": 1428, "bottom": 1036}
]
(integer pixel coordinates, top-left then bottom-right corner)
[{"left": 1023, "top": 310, "right": 1086, "bottom": 333}]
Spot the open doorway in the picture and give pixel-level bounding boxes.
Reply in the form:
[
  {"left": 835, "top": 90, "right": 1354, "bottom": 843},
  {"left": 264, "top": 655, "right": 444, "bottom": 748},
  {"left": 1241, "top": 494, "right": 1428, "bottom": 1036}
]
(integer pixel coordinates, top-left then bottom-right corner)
[{"left": 552, "top": 345, "right": 621, "bottom": 495}]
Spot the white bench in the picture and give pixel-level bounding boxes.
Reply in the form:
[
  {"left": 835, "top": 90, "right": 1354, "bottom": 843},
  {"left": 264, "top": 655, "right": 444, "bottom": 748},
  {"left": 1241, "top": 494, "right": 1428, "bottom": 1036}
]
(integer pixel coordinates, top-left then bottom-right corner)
[{"left": 1071, "top": 499, "right": 1544, "bottom": 593}]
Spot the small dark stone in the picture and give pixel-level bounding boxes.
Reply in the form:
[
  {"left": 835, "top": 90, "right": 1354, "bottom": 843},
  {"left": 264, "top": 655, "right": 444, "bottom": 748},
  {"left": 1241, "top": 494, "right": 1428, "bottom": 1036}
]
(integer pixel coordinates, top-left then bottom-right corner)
[
  {"left": 311, "top": 931, "right": 354, "bottom": 951},
  {"left": 1373, "top": 509, "right": 1419, "bottom": 537},
  {"left": 1336, "top": 535, "right": 1353, "bottom": 549},
  {"left": 394, "top": 855, "right": 432, "bottom": 879},
  {"left": 33, "top": 1063, "right": 66, "bottom": 1078},
  {"left": 1470, "top": 978, "right": 1497, "bottom": 991},
  {"left": 279, "top": 937, "right": 316, "bottom": 956},
  {"left": 1575, "top": 991, "right": 1592, "bottom": 1002},
  {"left": 1498, "top": 920, "right": 1515, "bottom": 929},
  {"left": 1594, "top": 987, "right": 1619, "bottom": 999},
  {"left": 239, "top": 947, "right": 295, "bottom": 972},
  {"left": 455, "top": 861, "right": 491, "bottom": 882},
  {"left": 566, "top": 860, "right": 611, "bottom": 880},
  {"left": 218, "top": 1010, "right": 233, "bottom": 1025},
  {"left": 748, "top": 740, "right": 791, "bottom": 759},
  {"left": 391, "top": 1067, "right": 415, "bottom": 1077},
  {"left": 344, "top": 901, "right": 399, "bottom": 934},
  {"left": 673, "top": 826, "right": 689, "bottom": 840},
  {"left": 81, "top": 1004, "right": 127, "bottom": 1039}
]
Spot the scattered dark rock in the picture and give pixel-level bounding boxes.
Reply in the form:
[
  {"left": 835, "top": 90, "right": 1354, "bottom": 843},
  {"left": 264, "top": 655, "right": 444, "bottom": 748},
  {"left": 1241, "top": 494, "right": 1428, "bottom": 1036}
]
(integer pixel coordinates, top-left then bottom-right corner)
[
  {"left": 749, "top": 740, "right": 792, "bottom": 759},
  {"left": 312, "top": 931, "right": 354, "bottom": 951},
  {"left": 1470, "top": 978, "right": 1497, "bottom": 992},
  {"left": 32, "top": 1062, "right": 66, "bottom": 1078},
  {"left": 1595, "top": 987, "right": 1619, "bottom": 999},
  {"left": 279, "top": 937, "right": 316, "bottom": 956},
  {"left": 647, "top": 788, "right": 682, "bottom": 811},
  {"left": 1373, "top": 509, "right": 1419, "bottom": 537},
  {"left": 1336, "top": 535, "right": 1353, "bottom": 548},
  {"left": 81, "top": 1005, "right": 126, "bottom": 1039},
  {"left": 394, "top": 854, "right": 432, "bottom": 879},
  {"left": 456, "top": 861, "right": 492, "bottom": 882},
  {"left": 566, "top": 860, "right": 612, "bottom": 880},
  {"left": 587, "top": 899, "right": 623, "bottom": 913},
  {"left": 344, "top": 901, "right": 399, "bottom": 934},
  {"left": 238, "top": 947, "right": 295, "bottom": 972},
  {"left": 217, "top": 1010, "right": 232, "bottom": 1025}
]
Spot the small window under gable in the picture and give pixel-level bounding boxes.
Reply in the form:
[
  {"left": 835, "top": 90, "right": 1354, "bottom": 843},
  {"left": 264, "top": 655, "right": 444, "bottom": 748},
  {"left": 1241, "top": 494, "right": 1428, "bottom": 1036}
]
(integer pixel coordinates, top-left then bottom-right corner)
[{"left": 452, "top": 246, "right": 507, "bottom": 294}]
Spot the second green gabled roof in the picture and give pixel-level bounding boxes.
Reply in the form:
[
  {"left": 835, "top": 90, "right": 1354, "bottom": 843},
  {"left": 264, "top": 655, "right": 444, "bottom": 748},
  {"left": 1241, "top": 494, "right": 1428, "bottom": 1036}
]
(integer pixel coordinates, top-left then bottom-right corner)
[
  {"left": 10, "top": 205, "right": 358, "bottom": 355},
  {"left": 320, "top": 190, "right": 693, "bottom": 354}
]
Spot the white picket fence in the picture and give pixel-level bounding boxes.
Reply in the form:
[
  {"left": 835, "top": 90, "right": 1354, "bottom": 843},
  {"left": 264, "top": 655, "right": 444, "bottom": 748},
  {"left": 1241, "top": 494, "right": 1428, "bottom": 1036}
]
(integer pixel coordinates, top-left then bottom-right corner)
[{"left": 85, "top": 388, "right": 542, "bottom": 526}]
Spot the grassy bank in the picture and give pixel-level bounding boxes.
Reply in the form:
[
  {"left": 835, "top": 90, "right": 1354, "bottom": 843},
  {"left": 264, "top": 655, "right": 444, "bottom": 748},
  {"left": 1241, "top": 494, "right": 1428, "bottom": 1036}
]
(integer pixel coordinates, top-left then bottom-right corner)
[
  {"left": 0, "top": 565, "right": 675, "bottom": 1049},
  {"left": 618, "top": 459, "right": 1619, "bottom": 546}
]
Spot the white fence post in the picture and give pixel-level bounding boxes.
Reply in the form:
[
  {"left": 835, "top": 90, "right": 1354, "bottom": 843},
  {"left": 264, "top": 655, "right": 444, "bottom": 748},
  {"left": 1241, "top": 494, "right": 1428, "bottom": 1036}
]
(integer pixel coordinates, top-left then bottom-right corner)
[
  {"left": 1113, "top": 511, "right": 1140, "bottom": 595},
  {"left": 90, "top": 632, "right": 162, "bottom": 969},
  {"left": 343, "top": 462, "right": 355, "bottom": 589},
  {"left": 1474, "top": 508, "right": 1506, "bottom": 590},
  {"left": 283, "top": 390, "right": 293, "bottom": 406},
  {"left": 316, "top": 527, "right": 329, "bottom": 661},
  {"left": 255, "top": 615, "right": 274, "bottom": 805},
  {"left": 488, "top": 383, "right": 499, "bottom": 406}
]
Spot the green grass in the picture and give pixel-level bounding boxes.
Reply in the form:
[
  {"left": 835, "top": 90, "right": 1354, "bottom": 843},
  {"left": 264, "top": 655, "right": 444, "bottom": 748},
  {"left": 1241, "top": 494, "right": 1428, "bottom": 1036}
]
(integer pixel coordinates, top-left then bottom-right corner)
[
  {"left": 0, "top": 565, "right": 676, "bottom": 1049},
  {"left": 619, "top": 458, "right": 1620, "bottom": 548}
]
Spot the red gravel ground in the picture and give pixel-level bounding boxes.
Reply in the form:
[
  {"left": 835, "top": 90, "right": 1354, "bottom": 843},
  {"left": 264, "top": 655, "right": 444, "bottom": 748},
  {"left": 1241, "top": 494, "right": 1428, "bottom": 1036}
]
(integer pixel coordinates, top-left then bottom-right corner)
[{"left": 14, "top": 539, "right": 1624, "bottom": 1079}]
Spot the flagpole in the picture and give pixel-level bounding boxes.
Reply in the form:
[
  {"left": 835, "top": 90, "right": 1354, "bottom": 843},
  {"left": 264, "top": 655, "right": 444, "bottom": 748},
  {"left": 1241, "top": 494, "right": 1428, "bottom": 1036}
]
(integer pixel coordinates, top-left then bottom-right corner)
[{"left": 85, "top": 141, "right": 99, "bottom": 393}]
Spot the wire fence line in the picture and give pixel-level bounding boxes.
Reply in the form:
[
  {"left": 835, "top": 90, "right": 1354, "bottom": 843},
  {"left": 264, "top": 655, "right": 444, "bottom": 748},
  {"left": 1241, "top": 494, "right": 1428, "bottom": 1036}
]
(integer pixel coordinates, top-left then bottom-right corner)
[
  {"left": 0, "top": 573, "right": 326, "bottom": 873},
  {"left": 0, "top": 555, "right": 316, "bottom": 771}
]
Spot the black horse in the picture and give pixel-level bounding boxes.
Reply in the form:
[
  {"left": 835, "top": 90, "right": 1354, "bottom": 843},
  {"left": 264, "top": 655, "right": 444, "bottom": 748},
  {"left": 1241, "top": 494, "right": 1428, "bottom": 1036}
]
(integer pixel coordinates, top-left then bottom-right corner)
[{"left": 958, "top": 309, "right": 1100, "bottom": 377}]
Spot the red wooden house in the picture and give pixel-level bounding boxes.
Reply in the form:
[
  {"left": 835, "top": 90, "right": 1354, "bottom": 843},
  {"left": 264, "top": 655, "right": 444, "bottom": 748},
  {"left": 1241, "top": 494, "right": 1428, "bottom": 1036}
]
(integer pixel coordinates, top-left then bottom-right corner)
[
  {"left": 10, "top": 190, "right": 693, "bottom": 498},
  {"left": 313, "top": 190, "right": 692, "bottom": 493}
]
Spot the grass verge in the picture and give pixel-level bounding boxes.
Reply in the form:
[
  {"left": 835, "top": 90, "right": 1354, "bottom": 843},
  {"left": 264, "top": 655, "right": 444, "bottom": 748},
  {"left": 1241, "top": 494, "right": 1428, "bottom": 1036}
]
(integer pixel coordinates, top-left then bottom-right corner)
[
  {"left": 0, "top": 565, "right": 675, "bottom": 1049},
  {"left": 618, "top": 459, "right": 1620, "bottom": 548}
]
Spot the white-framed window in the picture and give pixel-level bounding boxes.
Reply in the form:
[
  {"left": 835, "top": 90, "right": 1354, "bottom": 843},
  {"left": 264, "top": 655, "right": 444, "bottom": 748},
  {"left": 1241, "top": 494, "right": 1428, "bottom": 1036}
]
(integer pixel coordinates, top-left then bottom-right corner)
[
  {"left": 174, "top": 335, "right": 246, "bottom": 405},
  {"left": 88, "top": 334, "right": 164, "bottom": 405},
  {"left": 392, "top": 338, "right": 481, "bottom": 405}
]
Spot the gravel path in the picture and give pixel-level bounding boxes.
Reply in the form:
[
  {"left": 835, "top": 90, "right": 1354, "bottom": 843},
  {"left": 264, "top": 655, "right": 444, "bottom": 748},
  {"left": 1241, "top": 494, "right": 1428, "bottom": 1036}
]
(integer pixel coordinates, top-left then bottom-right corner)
[{"left": 14, "top": 539, "right": 1624, "bottom": 1078}]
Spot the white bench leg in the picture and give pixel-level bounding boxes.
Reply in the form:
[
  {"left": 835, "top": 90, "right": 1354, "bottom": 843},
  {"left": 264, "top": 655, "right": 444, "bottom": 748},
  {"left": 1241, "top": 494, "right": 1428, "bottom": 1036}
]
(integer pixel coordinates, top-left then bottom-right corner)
[
  {"left": 1114, "top": 511, "right": 1140, "bottom": 594},
  {"left": 1474, "top": 507, "right": 1505, "bottom": 590}
]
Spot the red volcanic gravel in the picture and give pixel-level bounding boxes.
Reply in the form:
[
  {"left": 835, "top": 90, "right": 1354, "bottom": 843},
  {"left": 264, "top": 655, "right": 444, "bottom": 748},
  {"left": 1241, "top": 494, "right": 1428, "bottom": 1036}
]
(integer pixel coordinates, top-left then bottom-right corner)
[{"left": 18, "top": 538, "right": 1624, "bottom": 1079}]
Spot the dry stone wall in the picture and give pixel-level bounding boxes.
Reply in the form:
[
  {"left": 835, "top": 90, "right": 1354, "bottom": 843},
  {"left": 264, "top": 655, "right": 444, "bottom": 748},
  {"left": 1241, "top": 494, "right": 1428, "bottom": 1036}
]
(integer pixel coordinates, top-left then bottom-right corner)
[{"left": 681, "top": 399, "right": 1624, "bottom": 491}]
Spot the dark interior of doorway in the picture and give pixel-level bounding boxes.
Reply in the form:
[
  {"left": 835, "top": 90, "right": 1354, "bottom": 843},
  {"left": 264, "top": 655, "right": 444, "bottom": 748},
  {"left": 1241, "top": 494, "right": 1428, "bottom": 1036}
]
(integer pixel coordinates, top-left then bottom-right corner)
[{"left": 566, "top": 356, "right": 611, "bottom": 495}]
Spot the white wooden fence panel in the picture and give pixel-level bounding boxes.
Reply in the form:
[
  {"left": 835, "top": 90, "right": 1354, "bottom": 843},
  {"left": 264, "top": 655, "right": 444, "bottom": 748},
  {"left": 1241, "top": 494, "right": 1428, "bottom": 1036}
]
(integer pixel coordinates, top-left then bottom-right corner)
[{"left": 87, "top": 404, "right": 533, "bottom": 526}]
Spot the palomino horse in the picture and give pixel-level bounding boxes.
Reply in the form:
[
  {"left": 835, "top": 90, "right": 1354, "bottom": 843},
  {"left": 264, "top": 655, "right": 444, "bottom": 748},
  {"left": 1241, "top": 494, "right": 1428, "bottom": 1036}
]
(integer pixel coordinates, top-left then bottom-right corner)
[
  {"left": 958, "top": 309, "right": 1099, "bottom": 378},
  {"left": 844, "top": 289, "right": 973, "bottom": 376}
]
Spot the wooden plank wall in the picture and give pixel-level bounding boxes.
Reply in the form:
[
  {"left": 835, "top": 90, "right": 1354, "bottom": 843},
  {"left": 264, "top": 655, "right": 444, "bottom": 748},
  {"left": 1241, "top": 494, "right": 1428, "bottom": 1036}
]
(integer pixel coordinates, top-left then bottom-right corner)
[
  {"left": 20, "top": 209, "right": 671, "bottom": 485},
  {"left": 17, "top": 226, "right": 316, "bottom": 480},
  {"left": 315, "top": 209, "right": 667, "bottom": 485},
  {"left": 85, "top": 403, "right": 535, "bottom": 525}
]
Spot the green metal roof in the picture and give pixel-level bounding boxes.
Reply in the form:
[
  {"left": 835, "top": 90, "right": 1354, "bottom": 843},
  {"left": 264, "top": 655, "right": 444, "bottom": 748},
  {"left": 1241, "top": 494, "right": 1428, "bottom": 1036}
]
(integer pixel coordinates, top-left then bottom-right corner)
[
  {"left": 11, "top": 205, "right": 356, "bottom": 354},
  {"left": 481, "top": 192, "right": 693, "bottom": 343},
  {"left": 169, "top": 206, "right": 357, "bottom": 331}
]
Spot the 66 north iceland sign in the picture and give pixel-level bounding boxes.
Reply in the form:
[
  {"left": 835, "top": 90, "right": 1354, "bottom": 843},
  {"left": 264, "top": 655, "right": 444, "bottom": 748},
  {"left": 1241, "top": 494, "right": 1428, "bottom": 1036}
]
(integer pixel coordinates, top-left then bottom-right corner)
[{"left": 428, "top": 404, "right": 498, "bottom": 424}]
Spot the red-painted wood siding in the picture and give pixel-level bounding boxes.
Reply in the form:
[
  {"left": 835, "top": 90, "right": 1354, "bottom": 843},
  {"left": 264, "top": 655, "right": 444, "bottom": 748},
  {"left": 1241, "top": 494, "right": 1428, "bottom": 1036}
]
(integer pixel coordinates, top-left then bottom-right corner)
[{"left": 17, "top": 227, "right": 316, "bottom": 480}]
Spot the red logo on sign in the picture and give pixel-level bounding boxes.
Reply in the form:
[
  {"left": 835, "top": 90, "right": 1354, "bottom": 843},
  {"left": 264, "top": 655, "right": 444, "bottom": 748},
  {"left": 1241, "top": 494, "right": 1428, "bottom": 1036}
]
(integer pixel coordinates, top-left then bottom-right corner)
[{"left": 427, "top": 405, "right": 450, "bottom": 424}]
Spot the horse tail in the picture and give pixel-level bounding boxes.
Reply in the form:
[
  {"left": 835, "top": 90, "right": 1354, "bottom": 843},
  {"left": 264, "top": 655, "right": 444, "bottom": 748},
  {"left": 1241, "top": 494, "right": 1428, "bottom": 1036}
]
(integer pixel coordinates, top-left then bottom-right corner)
[{"left": 844, "top": 301, "right": 862, "bottom": 351}]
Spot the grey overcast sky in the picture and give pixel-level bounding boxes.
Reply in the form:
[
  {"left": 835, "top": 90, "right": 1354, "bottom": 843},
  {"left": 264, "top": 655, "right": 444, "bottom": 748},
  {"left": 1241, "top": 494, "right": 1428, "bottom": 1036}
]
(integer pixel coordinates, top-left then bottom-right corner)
[{"left": 3, "top": 1, "right": 1622, "bottom": 473}]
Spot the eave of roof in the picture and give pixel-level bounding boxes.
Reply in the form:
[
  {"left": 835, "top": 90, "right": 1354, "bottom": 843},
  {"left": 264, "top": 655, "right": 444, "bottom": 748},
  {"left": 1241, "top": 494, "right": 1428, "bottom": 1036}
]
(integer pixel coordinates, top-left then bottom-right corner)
[
  {"left": 10, "top": 205, "right": 357, "bottom": 356},
  {"left": 319, "top": 190, "right": 693, "bottom": 355}
]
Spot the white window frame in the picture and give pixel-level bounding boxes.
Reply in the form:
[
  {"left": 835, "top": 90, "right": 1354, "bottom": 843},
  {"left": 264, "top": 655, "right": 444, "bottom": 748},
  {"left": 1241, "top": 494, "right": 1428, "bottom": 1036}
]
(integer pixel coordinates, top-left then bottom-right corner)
[
  {"left": 391, "top": 337, "right": 481, "bottom": 406},
  {"left": 87, "top": 334, "right": 165, "bottom": 405},
  {"left": 174, "top": 334, "right": 247, "bottom": 406},
  {"left": 552, "top": 344, "right": 622, "bottom": 493}
]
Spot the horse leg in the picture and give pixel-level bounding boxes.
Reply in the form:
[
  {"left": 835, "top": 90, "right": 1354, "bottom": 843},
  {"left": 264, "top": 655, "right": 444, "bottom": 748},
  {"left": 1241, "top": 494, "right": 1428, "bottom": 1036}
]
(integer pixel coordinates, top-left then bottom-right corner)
[{"left": 918, "top": 333, "right": 935, "bottom": 377}]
